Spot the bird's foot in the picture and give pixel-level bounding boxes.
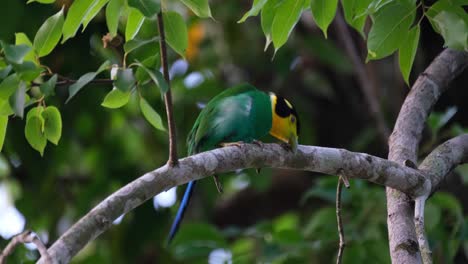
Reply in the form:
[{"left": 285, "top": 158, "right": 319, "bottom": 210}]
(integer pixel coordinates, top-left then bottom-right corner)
[
  {"left": 252, "top": 139, "right": 264, "bottom": 147},
  {"left": 213, "top": 175, "right": 223, "bottom": 193},
  {"left": 220, "top": 141, "right": 244, "bottom": 148},
  {"left": 255, "top": 168, "right": 262, "bottom": 174},
  {"left": 280, "top": 142, "right": 293, "bottom": 152}
]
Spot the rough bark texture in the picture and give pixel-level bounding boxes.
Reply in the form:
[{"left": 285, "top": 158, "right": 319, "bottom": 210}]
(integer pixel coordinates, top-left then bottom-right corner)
[
  {"left": 386, "top": 49, "right": 468, "bottom": 264},
  {"left": 35, "top": 141, "right": 463, "bottom": 264}
]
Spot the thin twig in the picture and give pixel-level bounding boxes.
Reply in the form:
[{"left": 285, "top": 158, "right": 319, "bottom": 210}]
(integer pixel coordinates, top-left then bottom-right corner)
[
  {"left": 32, "top": 78, "right": 113, "bottom": 87},
  {"left": 157, "top": 11, "right": 178, "bottom": 167},
  {"left": 0, "top": 230, "right": 51, "bottom": 264},
  {"left": 334, "top": 6, "right": 390, "bottom": 144},
  {"left": 336, "top": 175, "right": 348, "bottom": 264}
]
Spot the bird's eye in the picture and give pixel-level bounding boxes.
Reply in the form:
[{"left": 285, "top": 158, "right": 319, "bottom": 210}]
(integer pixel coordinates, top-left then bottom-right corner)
[{"left": 291, "top": 116, "right": 296, "bottom": 123}]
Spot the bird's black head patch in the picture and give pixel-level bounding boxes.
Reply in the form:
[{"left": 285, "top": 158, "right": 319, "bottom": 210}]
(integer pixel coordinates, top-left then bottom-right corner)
[{"left": 275, "top": 96, "right": 300, "bottom": 135}]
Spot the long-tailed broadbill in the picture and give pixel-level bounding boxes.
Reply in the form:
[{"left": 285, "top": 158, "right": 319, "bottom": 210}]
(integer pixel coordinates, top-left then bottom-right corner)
[{"left": 167, "top": 83, "right": 300, "bottom": 243}]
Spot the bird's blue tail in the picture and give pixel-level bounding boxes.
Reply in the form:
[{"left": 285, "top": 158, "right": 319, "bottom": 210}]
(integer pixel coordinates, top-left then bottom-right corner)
[{"left": 167, "top": 181, "right": 196, "bottom": 245}]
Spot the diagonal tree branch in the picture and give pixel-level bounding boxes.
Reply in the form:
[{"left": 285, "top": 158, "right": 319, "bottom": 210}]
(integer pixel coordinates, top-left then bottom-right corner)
[
  {"left": 36, "top": 141, "right": 464, "bottom": 264},
  {"left": 0, "top": 230, "right": 51, "bottom": 264},
  {"left": 386, "top": 49, "right": 468, "bottom": 264}
]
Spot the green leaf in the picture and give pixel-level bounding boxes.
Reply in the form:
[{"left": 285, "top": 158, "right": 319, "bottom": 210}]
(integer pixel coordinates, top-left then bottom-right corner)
[
  {"left": 0, "top": 41, "right": 31, "bottom": 64},
  {"left": 66, "top": 61, "right": 110, "bottom": 103},
  {"left": 101, "top": 88, "right": 131, "bottom": 108},
  {"left": 238, "top": 0, "right": 268, "bottom": 23},
  {"left": 114, "top": 69, "right": 135, "bottom": 92},
  {"left": 399, "top": 25, "right": 420, "bottom": 85},
  {"left": 15, "top": 33, "right": 36, "bottom": 64},
  {"left": 126, "top": 8, "right": 146, "bottom": 41},
  {"left": 134, "top": 54, "right": 159, "bottom": 82},
  {"left": 432, "top": 11, "right": 467, "bottom": 51},
  {"left": 271, "top": 0, "right": 305, "bottom": 52},
  {"left": 0, "top": 74, "right": 20, "bottom": 100},
  {"left": 128, "top": 0, "right": 160, "bottom": 18},
  {"left": 33, "top": 7, "right": 65, "bottom": 57},
  {"left": 0, "top": 116, "right": 7, "bottom": 151},
  {"left": 12, "top": 61, "right": 43, "bottom": 81},
  {"left": 106, "top": 0, "right": 123, "bottom": 37},
  {"left": 41, "top": 106, "right": 62, "bottom": 145},
  {"left": 123, "top": 37, "right": 158, "bottom": 54},
  {"left": 62, "top": 0, "right": 105, "bottom": 43},
  {"left": 180, "top": 0, "right": 212, "bottom": 18},
  {"left": 0, "top": 65, "right": 13, "bottom": 80},
  {"left": 0, "top": 100, "right": 13, "bottom": 116},
  {"left": 25, "top": 107, "right": 47, "bottom": 156},
  {"left": 341, "top": 0, "right": 373, "bottom": 36},
  {"left": 261, "top": 0, "right": 281, "bottom": 50},
  {"left": 9, "top": 81, "right": 26, "bottom": 118},
  {"left": 135, "top": 61, "right": 168, "bottom": 93},
  {"left": 171, "top": 223, "right": 227, "bottom": 259},
  {"left": 310, "top": 0, "right": 338, "bottom": 38},
  {"left": 40, "top": 74, "right": 57, "bottom": 97},
  {"left": 163, "top": 11, "right": 188, "bottom": 58},
  {"left": 367, "top": 1, "right": 415, "bottom": 60},
  {"left": 139, "top": 96, "right": 165, "bottom": 131},
  {"left": 27, "top": 0, "right": 55, "bottom": 3},
  {"left": 82, "top": 0, "right": 109, "bottom": 30}
]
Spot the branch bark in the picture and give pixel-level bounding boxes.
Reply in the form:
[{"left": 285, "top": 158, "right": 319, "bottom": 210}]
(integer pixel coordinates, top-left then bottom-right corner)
[
  {"left": 1, "top": 230, "right": 51, "bottom": 264},
  {"left": 157, "top": 11, "right": 179, "bottom": 167},
  {"left": 386, "top": 49, "right": 468, "bottom": 264},
  {"left": 37, "top": 141, "right": 461, "bottom": 264}
]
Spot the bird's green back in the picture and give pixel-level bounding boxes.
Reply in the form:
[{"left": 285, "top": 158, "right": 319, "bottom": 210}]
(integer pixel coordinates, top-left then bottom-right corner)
[{"left": 187, "top": 84, "right": 272, "bottom": 155}]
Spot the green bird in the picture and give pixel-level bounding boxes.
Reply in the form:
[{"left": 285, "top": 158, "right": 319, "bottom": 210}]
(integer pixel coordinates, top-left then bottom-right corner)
[{"left": 167, "top": 83, "right": 300, "bottom": 243}]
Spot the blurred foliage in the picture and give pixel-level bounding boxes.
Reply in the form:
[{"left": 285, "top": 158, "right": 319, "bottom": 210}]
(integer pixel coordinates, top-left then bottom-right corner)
[{"left": 0, "top": 0, "right": 467, "bottom": 263}]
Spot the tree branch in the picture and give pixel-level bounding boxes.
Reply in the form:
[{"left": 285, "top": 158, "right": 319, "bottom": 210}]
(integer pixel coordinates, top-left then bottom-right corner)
[
  {"left": 37, "top": 142, "right": 452, "bottom": 264},
  {"left": 386, "top": 49, "right": 468, "bottom": 264},
  {"left": 0, "top": 230, "right": 51, "bottom": 264},
  {"left": 157, "top": 11, "right": 179, "bottom": 167}
]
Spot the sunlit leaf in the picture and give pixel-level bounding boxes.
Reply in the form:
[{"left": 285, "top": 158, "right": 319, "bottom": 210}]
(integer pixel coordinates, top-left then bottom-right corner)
[
  {"left": 0, "top": 65, "right": 13, "bottom": 80},
  {"left": 66, "top": 61, "right": 111, "bottom": 103},
  {"left": 163, "top": 11, "right": 188, "bottom": 58},
  {"left": 101, "top": 88, "right": 131, "bottom": 108},
  {"left": 42, "top": 106, "right": 62, "bottom": 145},
  {"left": 271, "top": 0, "right": 305, "bottom": 52},
  {"left": 310, "top": 0, "right": 338, "bottom": 38},
  {"left": 399, "top": 25, "right": 420, "bottom": 85},
  {"left": 180, "top": 0, "right": 212, "bottom": 18},
  {"left": 432, "top": 11, "right": 467, "bottom": 51},
  {"left": 238, "top": 0, "right": 268, "bottom": 23},
  {"left": 367, "top": 1, "right": 415, "bottom": 60},
  {"left": 33, "top": 7, "right": 64, "bottom": 57},
  {"left": 341, "top": 0, "right": 373, "bottom": 36},
  {"left": 260, "top": 0, "right": 281, "bottom": 50},
  {"left": 128, "top": 0, "right": 160, "bottom": 18},
  {"left": 0, "top": 116, "right": 7, "bottom": 151},
  {"left": 139, "top": 96, "right": 165, "bottom": 131},
  {"left": 126, "top": 8, "right": 146, "bottom": 41},
  {"left": 27, "top": 0, "right": 55, "bottom": 3},
  {"left": 124, "top": 37, "right": 159, "bottom": 54},
  {"left": 106, "top": 0, "right": 123, "bottom": 37},
  {"left": 62, "top": 0, "right": 106, "bottom": 43},
  {"left": 12, "top": 61, "right": 43, "bottom": 81},
  {"left": 114, "top": 69, "right": 135, "bottom": 92}
]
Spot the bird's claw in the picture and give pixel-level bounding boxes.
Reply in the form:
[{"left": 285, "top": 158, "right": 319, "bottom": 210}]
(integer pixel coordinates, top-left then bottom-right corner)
[
  {"left": 220, "top": 141, "right": 244, "bottom": 148},
  {"left": 252, "top": 139, "right": 264, "bottom": 147},
  {"left": 213, "top": 175, "right": 223, "bottom": 193},
  {"left": 280, "top": 142, "right": 292, "bottom": 152}
]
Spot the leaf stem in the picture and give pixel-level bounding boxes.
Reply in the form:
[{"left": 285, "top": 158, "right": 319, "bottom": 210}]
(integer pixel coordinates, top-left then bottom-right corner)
[{"left": 157, "top": 11, "right": 179, "bottom": 167}]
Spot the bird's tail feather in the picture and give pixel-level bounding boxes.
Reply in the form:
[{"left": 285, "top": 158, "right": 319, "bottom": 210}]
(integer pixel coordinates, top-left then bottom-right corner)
[{"left": 167, "top": 181, "right": 196, "bottom": 245}]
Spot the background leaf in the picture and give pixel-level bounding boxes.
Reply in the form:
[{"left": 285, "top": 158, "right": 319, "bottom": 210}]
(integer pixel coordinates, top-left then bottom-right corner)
[
  {"left": 114, "top": 69, "right": 136, "bottom": 92},
  {"left": 33, "top": 7, "right": 64, "bottom": 57},
  {"left": 66, "top": 61, "right": 110, "bottom": 103},
  {"left": 0, "top": 42, "right": 31, "bottom": 64},
  {"left": 40, "top": 74, "right": 57, "bottom": 97},
  {"left": 106, "top": 0, "right": 123, "bottom": 37},
  {"left": 9, "top": 81, "right": 26, "bottom": 118},
  {"left": 310, "top": 0, "right": 338, "bottom": 38},
  {"left": 135, "top": 62, "right": 168, "bottom": 93},
  {"left": 238, "top": 0, "right": 268, "bottom": 23},
  {"left": 139, "top": 96, "right": 165, "bottom": 131},
  {"left": 62, "top": 0, "right": 103, "bottom": 43},
  {"left": 163, "top": 11, "right": 188, "bottom": 58},
  {"left": 15, "top": 33, "right": 36, "bottom": 63},
  {"left": 0, "top": 74, "right": 20, "bottom": 100},
  {"left": 0, "top": 116, "right": 7, "bottom": 151},
  {"left": 25, "top": 107, "right": 47, "bottom": 155}
]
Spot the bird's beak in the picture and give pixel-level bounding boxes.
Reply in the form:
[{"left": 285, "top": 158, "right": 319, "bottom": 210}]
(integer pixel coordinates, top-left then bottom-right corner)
[{"left": 289, "top": 135, "right": 298, "bottom": 153}]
